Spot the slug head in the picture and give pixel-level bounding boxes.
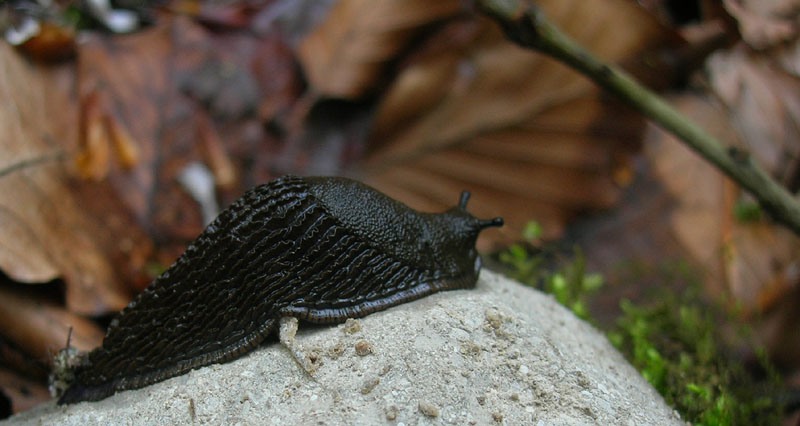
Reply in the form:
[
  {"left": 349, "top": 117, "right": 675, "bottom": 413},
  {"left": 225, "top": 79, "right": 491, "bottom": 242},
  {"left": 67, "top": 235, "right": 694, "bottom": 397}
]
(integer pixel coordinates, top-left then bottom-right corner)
[
  {"left": 306, "top": 177, "right": 503, "bottom": 284},
  {"left": 427, "top": 191, "right": 503, "bottom": 283}
]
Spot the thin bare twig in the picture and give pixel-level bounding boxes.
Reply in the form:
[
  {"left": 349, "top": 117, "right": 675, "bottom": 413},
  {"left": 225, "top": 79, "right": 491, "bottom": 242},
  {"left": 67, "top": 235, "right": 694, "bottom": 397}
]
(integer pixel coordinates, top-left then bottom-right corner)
[{"left": 479, "top": 0, "right": 800, "bottom": 236}]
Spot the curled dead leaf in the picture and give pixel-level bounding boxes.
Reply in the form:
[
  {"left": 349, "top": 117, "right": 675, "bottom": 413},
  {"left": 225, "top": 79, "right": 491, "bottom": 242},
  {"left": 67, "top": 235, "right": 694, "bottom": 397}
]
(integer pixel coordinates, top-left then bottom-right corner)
[
  {"left": 76, "top": 90, "right": 143, "bottom": 178},
  {"left": 75, "top": 91, "right": 111, "bottom": 180},
  {"left": 196, "top": 112, "right": 237, "bottom": 189},
  {"left": 105, "top": 114, "right": 140, "bottom": 170}
]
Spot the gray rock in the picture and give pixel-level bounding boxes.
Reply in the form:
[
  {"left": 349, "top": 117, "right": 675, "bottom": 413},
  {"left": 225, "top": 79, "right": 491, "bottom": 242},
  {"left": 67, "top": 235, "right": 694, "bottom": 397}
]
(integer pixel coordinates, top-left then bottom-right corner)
[{"left": 4, "top": 271, "right": 684, "bottom": 425}]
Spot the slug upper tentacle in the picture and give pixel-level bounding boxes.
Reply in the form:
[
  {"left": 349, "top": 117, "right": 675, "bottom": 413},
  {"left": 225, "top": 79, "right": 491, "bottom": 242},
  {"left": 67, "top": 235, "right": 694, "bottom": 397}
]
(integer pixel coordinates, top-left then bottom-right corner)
[{"left": 57, "top": 175, "right": 502, "bottom": 404}]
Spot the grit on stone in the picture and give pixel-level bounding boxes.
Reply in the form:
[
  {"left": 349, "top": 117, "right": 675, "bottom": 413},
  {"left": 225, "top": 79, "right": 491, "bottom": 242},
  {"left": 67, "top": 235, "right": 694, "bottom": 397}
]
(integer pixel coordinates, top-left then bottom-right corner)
[{"left": 4, "top": 271, "right": 684, "bottom": 425}]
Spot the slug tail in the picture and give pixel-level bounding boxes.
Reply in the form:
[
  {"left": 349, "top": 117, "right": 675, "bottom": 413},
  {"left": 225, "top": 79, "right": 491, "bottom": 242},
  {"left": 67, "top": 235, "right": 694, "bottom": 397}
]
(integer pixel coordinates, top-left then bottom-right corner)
[{"left": 58, "top": 318, "right": 279, "bottom": 404}]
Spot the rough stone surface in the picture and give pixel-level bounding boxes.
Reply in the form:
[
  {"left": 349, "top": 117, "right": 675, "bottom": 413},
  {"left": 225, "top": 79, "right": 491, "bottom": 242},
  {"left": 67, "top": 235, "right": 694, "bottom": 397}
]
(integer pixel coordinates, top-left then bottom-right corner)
[{"left": 5, "top": 271, "right": 684, "bottom": 425}]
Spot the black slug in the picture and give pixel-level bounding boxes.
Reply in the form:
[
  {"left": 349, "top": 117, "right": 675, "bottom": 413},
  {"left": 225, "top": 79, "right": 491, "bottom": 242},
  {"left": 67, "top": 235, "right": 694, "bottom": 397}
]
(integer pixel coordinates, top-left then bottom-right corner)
[{"left": 58, "top": 175, "right": 503, "bottom": 404}]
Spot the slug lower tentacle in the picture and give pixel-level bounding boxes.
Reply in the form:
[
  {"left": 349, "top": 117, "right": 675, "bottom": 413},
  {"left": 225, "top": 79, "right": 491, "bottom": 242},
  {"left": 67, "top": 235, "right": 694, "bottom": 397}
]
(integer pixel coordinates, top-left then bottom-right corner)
[{"left": 57, "top": 175, "right": 502, "bottom": 404}]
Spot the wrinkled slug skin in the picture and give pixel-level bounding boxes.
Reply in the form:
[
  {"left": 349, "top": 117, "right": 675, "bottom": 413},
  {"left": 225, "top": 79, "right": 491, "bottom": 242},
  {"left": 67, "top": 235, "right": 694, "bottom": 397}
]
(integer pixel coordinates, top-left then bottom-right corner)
[{"left": 59, "top": 175, "right": 503, "bottom": 404}]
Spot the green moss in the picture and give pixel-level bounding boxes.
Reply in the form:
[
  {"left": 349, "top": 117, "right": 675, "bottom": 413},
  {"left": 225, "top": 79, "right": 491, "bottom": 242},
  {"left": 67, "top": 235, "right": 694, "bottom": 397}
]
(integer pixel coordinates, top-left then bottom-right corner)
[
  {"left": 609, "top": 286, "right": 782, "bottom": 425},
  {"left": 499, "top": 245, "right": 601, "bottom": 321},
  {"left": 733, "top": 199, "right": 763, "bottom": 223},
  {"left": 497, "top": 225, "right": 784, "bottom": 425}
]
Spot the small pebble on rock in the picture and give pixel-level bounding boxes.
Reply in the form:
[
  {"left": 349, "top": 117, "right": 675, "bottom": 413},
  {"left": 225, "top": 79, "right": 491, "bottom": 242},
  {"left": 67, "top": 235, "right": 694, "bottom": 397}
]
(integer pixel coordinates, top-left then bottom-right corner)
[
  {"left": 418, "top": 401, "right": 439, "bottom": 418},
  {"left": 344, "top": 318, "right": 361, "bottom": 334},
  {"left": 355, "top": 340, "right": 374, "bottom": 356}
]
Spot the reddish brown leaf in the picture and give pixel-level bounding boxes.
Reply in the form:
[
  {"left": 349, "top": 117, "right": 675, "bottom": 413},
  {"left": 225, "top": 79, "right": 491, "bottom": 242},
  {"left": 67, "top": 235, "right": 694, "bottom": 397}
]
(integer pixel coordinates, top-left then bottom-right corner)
[{"left": 253, "top": 36, "right": 304, "bottom": 124}]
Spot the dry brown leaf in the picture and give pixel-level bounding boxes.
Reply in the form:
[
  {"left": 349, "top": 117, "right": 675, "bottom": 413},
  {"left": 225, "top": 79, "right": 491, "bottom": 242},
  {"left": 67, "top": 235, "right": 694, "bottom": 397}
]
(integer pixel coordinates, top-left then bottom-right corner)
[
  {"left": 642, "top": 94, "right": 800, "bottom": 363},
  {"left": 0, "top": 42, "right": 140, "bottom": 315},
  {"left": 684, "top": 6, "right": 800, "bottom": 361},
  {"left": 722, "top": 0, "right": 800, "bottom": 78},
  {"left": 723, "top": 0, "right": 798, "bottom": 49},
  {"left": 297, "top": 0, "right": 462, "bottom": 98},
  {"left": 0, "top": 285, "right": 104, "bottom": 362},
  {"left": 359, "top": 0, "right": 676, "bottom": 247},
  {"left": 643, "top": 95, "right": 738, "bottom": 297},
  {"left": 646, "top": 94, "right": 800, "bottom": 307},
  {"left": 700, "top": 13, "right": 800, "bottom": 329},
  {"left": 645, "top": 96, "right": 800, "bottom": 311},
  {"left": 707, "top": 45, "right": 800, "bottom": 187}
]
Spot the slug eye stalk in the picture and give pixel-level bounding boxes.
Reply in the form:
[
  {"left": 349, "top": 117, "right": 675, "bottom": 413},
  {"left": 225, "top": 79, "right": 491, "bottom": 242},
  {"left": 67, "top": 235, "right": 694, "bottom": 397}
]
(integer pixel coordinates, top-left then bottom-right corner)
[
  {"left": 456, "top": 190, "right": 503, "bottom": 231},
  {"left": 477, "top": 217, "right": 504, "bottom": 230},
  {"left": 459, "top": 191, "right": 471, "bottom": 209}
]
